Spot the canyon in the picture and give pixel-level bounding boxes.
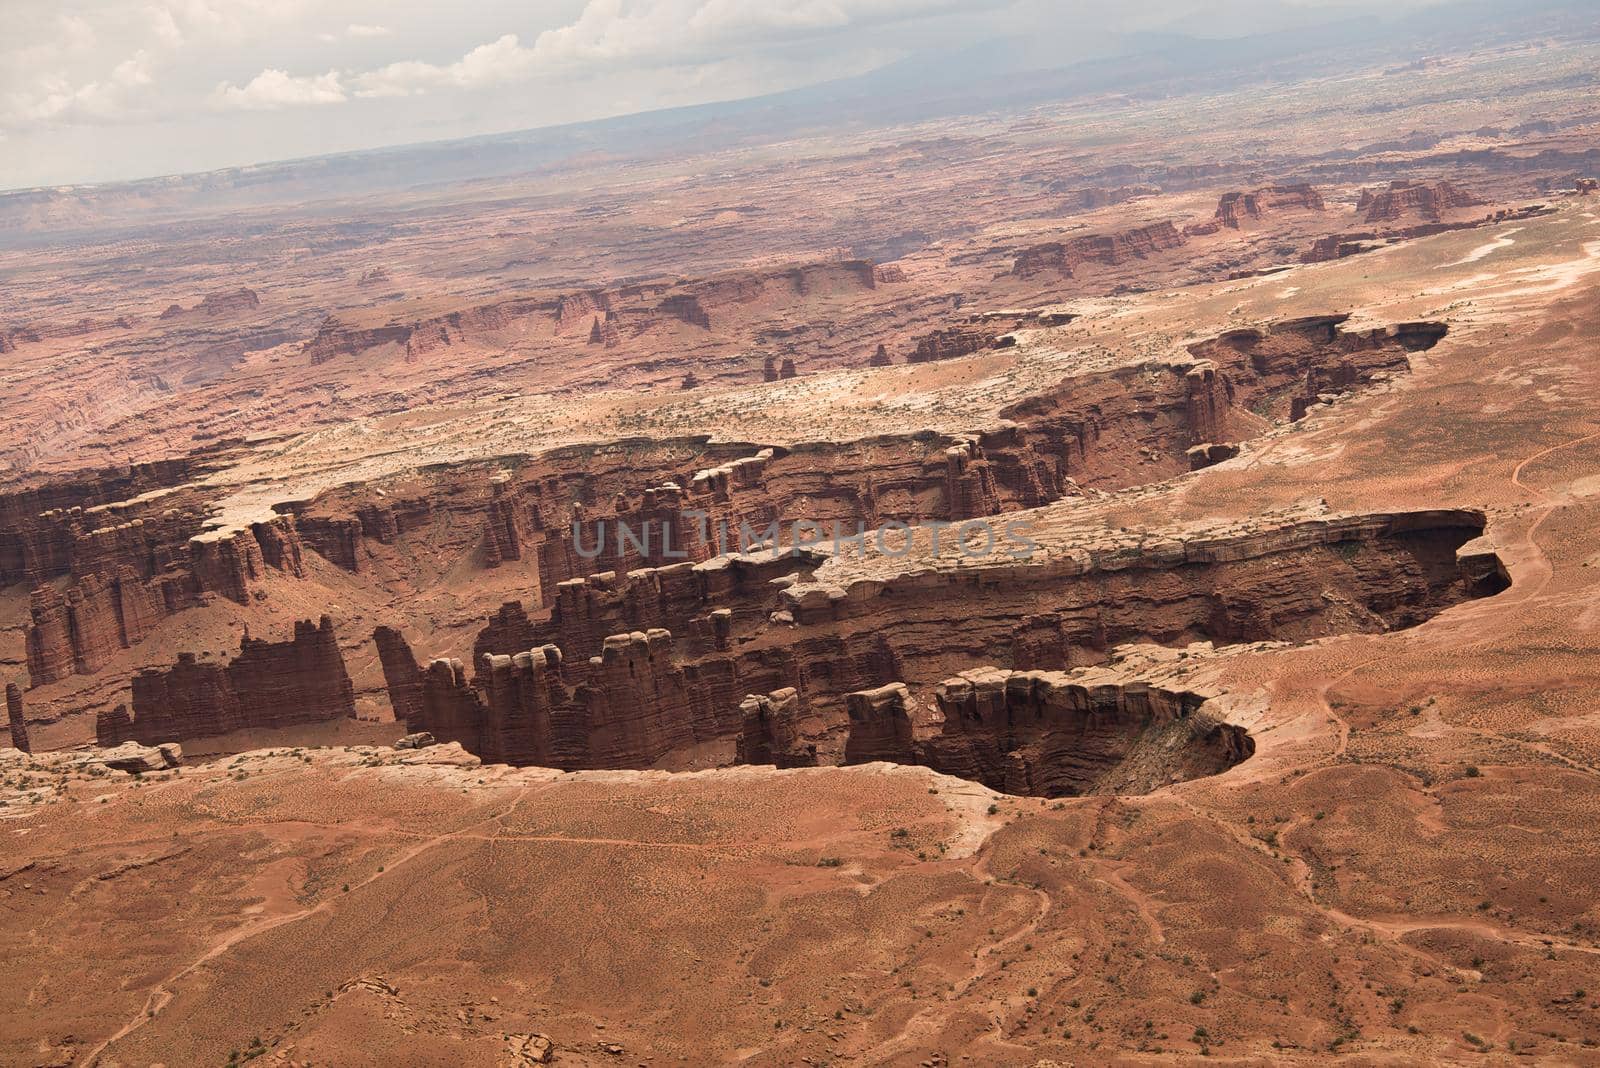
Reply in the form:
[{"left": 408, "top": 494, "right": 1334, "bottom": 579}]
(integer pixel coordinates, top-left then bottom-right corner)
[{"left": 4, "top": 13, "right": 1600, "bottom": 1064}]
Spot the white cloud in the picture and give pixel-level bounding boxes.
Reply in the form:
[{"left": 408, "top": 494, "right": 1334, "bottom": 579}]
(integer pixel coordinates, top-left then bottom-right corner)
[
  {"left": 352, "top": 33, "right": 533, "bottom": 97},
  {"left": 212, "top": 67, "right": 347, "bottom": 109},
  {"left": 346, "top": 23, "right": 392, "bottom": 38},
  {"left": 348, "top": 0, "right": 989, "bottom": 99},
  {"left": 4, "top": 48, "right": 158, "bottom": 125}
]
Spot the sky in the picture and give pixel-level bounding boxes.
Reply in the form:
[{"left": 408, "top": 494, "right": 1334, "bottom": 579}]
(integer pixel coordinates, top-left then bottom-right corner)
[{"left": 1, "top": 0, "right": 1457, "bottom": 191}]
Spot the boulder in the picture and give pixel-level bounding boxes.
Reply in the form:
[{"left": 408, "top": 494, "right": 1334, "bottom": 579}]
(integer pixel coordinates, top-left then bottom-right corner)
[{"left": 93, "top": 742, "right": 183, "bottom": 774}]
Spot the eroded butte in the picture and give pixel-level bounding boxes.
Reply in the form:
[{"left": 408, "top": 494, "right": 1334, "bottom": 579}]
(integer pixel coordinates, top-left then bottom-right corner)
[{"left": 4, "top": 14, "right": 1600, "bottom": 1066}]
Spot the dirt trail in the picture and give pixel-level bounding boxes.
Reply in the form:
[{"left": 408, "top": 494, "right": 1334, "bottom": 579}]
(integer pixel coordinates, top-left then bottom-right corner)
[
  {"left": 79, "top": 786, "right": 536, "bottom": 1066},
  {"left": 859, "top": 839, "right": 1053, "bottom": 1062}
]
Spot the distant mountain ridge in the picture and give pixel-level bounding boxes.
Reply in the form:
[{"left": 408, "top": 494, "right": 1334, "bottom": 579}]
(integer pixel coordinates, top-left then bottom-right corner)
[{"left": 1, "top": 0, "right": 1594, "bottom": 241}]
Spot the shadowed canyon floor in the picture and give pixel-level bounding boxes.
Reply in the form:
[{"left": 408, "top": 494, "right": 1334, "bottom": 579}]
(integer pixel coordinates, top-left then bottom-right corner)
[{"left": 5, "top": 17, "right": 1600, "bottom": 1066}]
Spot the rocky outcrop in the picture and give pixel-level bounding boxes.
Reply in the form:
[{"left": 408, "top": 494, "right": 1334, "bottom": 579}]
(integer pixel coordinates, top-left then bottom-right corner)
[
  {"left": 305, "top": 257, "right": 883, "bottom": 364},
  {"left": 301, "top": 314, "right": 1447, "bottom": 665},
  {"left": 381, "top": 502, "right": 1501, "bottom": 772},
  {"left": 303, "top": 316, "right": 417, "bottom": 365},
  {"left": 761, "top": 354, "right": 797, "bottom": 380},
  {"left": 1214, "top": 185, "right": 1324, "bottom": 228},
  {"left": 907, "top": 327, "right": 999, "bottom": 364},
  {"left": 96, "top": 704, "right": 134, "bottom": 747},
  {"left": 402, "top": 628, "right": 741, "bottom": 770},
  {"left": 773, "top": 508, "right": 1499, "bottom": 751},
  {"left": 129, "top": 654, "right": 242, "bottom": 742},
  {"left": 374, "top": 626, "right": 426, "bottom": 726},
  {"left": 1357, "top": 180, "right": 1483, "bottom": 223},
  {"left": 1187, "top": 442, "right": 1240, "bottom": 470},
  {"left": 198, "top": 288, "right": 261, "bottom": 316},
  {"left": 843, "top": 683, "right": 914, "bottom": 765},
  {"left": 842, "top": 668, "right": 1253, "bottom": 797},
  {"left": 659, "top": 295, "right": 711, "bottom": 330},
  {"left": 1011, "top": 221, "right": 1186, "bottom": 278},
  {"left": 6, "top": 684, "right": 28, "bottom": 753},
  {"left": 870, "top": 344, "right": 893, "bottom": 367},
  {"left": 736, "top": 687, "right": 817, "bottom": 768},
  {"left": 1053, "top": 185, "right": 1159, "bottom": 212},
  {"left": 17, "top": 497, "right": 306, "bottom": 687},
  {"left": 25, "top": 569, "right": 165, "bottom": 685},
  {"left": 125, "top": 617, "right": 354, "bottom": 744},
  {"left": 154, "top": 288, "right": 260, "bottom": 320},
  {"left": 1184, "top": 314, "right": 1440, "bottom": 422},
  {"left": 95, "top": 741, "right": 183, "bottom": 774}
]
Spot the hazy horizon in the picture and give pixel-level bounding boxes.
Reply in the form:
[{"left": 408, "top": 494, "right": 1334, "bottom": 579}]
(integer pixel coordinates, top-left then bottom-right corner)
[{"left": 0, "top": 0, "right": 1482, "bottom": 192}]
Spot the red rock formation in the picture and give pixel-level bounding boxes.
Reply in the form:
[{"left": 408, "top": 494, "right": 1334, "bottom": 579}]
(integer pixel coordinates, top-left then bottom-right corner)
[
  {"left": 1187, "top": 442, "right": 1240, "bottom": 470},
  {"left": 197, "top": 288, "right": 261, "bottom": 315},
  {"left": 6, "top": 683, "right": 28, "bottom": 753},
  {"left": 476, "top": 646, "right": 567, "bottom": 765},
  {"left": 156, "top": 288, "right": 262, "bottom": 320},
  {"left": 842, "top": 668, "right": 1253, "bottom": 797},
  {"left": 389, "top": 622, "right": 750, "bottom": 770},
  {"left": 17, "top": 490, "right": 308, "bottom": 684},
  {"left": 1214, "top": 185, "right": 1325, "bottom": 229},
  {"left": 96, "top": 704, "right": 134, "bottom": 747},
  {"left": 869, "top": 344, "right": 893, "bottom": 367},
  {"left": 126, "top": 617, "right": 354, "bottom": 743},
  {"left": 1357, "top": 180, "right": 1483, "bottom": 223},
  {"left": 129, "top": 653, "right": 243, "bottom": 743},
  {"left": 1184, "top": 313, "right": 1438, "bottom": 421},
  {"left": 842, "top": 683, "right": 914, "bottom": 765},
  {"left": 659, "top": 294, "right": 711, "bottom": 329},
  {"left": 1053, "top": 185, "right": 1159, "bottom": 211},
  {"left": 302, "top": 316, "right": 418, "bottom": 365},
  {"left": 382, "top": 505, "right": 1499, "bottom": 772},
  {"left": 736, "top": 688, "right": 817, "bottom": 768},
  {"left": 907, "top": 327, "right": 997, "bottom": 364},
  {"left": 230, "top": 616, "right": 355, "bottom": 731},
  {"left": 873, "top": 265, "right": 907, "bottom": 284},
  {"left": 1577, "top": 177, "right": 1598, "bottom": 195},
  {"left": 24, "top": 587, "right": 73, "bottom": 685},
  {"left": 418, "top": 659, "right": 489, "bottom": 754},
  {"left": 944, "top": 439, "right": 1003, "bottom": 520},
  {"left": 482, "top": 475, "right": 525, "bottom": 569},
  {"left": 1302, "top": 232, "right": 1384, "bottom": 263},
  {"left": 374, "top": 626, "right": 426, "bottom": 727},
  {"left": 1011, "top": 221, "right": 1186, "bottom": 278}
]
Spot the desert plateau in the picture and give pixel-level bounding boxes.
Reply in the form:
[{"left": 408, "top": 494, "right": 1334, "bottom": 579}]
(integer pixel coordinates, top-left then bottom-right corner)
[{"left": 4, "top": 1, "right": 1600, "bottom": 1064}]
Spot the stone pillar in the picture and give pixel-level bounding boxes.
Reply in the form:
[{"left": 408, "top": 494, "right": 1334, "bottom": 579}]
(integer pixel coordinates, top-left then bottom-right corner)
[{"left": 6, "top": 682, "right": 30, "bottom": 753}]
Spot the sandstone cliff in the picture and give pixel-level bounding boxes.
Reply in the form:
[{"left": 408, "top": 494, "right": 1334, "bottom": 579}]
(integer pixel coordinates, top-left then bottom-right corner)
[
  {"left": 1012, "top": 221, "right": 1186, "bottom": 278},
  {"left": 121, "top": 616, "right": 354, "bottom": 744},
  {"left": 6, "top": 684, "right": 28, "bottom": 753},
  {"left": 1214, "top": 185, "right": 1325, "bottom": 228},
  {"left": 1357, "top": 180, "right": 1483, "bottom": 223},
  {"left": 841, "top": 667, "right": 1253, "bottom": 797}
]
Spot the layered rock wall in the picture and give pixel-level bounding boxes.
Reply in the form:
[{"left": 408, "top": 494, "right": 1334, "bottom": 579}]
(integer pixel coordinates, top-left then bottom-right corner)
[
  {"left": 23, "top": 515, "right": 306, "bottom": 687},
  {"left": 1358, "top": 180, "right": 1483, "bottom": 223},
  {"left": 6, "top": 684, "right": 28, "bottom": 753},
  {"left": 1012, "top": 221, "right": 1186, "bottom": 278},
  {"left": 123, "top": 616, "right": 354, "bottom": 744},
  {"left": 842, "top": 668, "right": 1254, "bottom": 797}
]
